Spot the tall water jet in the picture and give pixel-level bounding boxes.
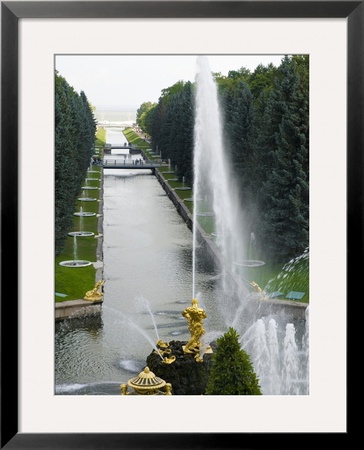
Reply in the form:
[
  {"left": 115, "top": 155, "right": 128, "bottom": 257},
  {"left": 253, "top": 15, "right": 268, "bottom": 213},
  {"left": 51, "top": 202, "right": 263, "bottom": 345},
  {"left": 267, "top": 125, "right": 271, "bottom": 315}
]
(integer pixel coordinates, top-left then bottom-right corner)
[
  {"left": 193, "top": 56, "right": 250, "bottom": 323},
  {"left": 192, "top": 55, "right": 308, "bottom": 394}
]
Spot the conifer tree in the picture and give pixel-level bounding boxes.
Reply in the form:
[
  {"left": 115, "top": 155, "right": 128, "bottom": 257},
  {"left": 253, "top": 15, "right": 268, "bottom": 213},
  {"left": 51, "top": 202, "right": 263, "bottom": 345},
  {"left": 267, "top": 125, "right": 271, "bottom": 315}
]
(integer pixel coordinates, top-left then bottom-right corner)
[
  {"left": 258, "top": 56, "right": 309, "bottom": 260},
  {"left": 169, "top": 82, "right": 194, "bottom": 183},
  {"left": 205, "top": 327, "right": 262, "bottom": 395},
  {"left": 55, "top": 72, "right": 96, "bottom": 254},
  {"left": 55, "top": 75, "right": 79, "bottom": 254},
  {"left": 228, "top": 81, "right": 255, "bottom": 216}
]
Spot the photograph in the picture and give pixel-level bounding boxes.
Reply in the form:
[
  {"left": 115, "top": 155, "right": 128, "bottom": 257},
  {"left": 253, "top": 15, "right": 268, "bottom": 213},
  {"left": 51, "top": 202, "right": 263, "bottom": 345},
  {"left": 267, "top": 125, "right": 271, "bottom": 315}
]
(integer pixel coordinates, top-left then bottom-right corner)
[{"left": 54, "top": 53, "right": 310, "bottom": 398}]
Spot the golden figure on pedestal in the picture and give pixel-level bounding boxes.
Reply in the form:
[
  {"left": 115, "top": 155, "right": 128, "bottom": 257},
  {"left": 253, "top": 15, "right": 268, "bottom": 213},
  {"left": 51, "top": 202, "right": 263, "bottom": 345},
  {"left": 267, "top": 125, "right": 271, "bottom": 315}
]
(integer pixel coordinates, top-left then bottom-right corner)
[{"left": 182, "top": 298, "right": 208, "bottom": 356}]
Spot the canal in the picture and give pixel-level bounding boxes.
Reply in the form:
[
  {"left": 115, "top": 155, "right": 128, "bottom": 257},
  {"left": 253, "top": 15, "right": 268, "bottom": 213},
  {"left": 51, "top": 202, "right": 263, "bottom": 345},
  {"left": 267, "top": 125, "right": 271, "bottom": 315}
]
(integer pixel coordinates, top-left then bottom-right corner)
[{"left": 55, "top": 127, "right": 218, "bottom": 395}]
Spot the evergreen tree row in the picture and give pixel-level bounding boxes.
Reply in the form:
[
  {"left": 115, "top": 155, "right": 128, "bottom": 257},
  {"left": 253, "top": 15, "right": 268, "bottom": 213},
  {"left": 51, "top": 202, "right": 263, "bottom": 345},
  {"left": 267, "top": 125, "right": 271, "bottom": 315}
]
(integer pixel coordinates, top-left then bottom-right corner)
[
  {"left": 137, "top": 55, "right": 309, "bottom": 263},
  {"left": 55, "top": 72, "right": 97, "bottom": 255}
]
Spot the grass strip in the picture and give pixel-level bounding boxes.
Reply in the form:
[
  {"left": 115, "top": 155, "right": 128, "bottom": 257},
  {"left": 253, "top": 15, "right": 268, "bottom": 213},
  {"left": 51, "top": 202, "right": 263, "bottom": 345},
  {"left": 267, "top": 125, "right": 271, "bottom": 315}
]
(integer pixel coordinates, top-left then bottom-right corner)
[{"left": 55, "top": 129, "right": 105, "bottom": 303}]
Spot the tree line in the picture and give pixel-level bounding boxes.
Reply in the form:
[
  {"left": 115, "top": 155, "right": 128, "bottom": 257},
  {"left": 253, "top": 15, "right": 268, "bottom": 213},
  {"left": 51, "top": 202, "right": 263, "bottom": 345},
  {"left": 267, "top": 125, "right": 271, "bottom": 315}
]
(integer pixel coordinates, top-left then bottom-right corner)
[
  {"left": 136, "top": 55, "right": 309, "bottom": 263},
  {"left": 55, "top": 72, "right": 97, "bottom": 255}
]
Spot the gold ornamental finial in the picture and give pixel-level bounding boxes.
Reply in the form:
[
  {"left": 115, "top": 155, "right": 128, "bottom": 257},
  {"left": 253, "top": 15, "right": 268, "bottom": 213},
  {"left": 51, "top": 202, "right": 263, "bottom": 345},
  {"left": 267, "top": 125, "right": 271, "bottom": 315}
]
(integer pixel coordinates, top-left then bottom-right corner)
[
  {"left": 128, "top": 366, "right": 166, "bottom": 394},
  {"left": 120, "top": 366, "right": 172, "bottom": 395}
]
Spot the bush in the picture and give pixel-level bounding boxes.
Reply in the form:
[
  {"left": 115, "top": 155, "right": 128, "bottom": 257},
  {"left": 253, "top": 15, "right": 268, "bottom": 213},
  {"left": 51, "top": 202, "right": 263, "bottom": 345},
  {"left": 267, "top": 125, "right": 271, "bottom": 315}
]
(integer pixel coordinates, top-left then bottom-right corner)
[{"left": 205, "top": 327, "right": 262, "bottom": 395}]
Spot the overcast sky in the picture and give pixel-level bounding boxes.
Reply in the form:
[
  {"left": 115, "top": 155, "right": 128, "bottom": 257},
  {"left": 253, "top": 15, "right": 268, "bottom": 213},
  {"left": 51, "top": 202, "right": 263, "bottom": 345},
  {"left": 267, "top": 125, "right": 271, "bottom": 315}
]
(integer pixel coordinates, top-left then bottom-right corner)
[{"left": 55, "top": 54, "right": 285, "bottom": 113}]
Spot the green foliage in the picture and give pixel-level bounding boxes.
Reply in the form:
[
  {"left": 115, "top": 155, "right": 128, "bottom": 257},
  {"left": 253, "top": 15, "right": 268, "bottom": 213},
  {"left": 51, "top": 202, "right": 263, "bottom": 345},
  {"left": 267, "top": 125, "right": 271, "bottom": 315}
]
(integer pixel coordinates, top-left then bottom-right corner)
[
  {"left": 160, "top": 80, "right": 186, "bottom": 99},
  {"left": 148, "top": 81, "right": 195, "bottom": 184},
  {"left": 221, "top": 80, "right": 255, "bottom": 215},
  {"left": 55, "top": 264, "right": 96, "bottom": 302},
  {"left": 123, "top": 128, "right": 151, "bottom": 152},
  {"left": 257, "top": 56, "right": 309, "bottom": 260},
  {"left": 95, "top": 127, "right": 106, "bottom": 148},
  {"left": 205, "top": 327, "right": 262, "bottom": 395},
  {"left": 264, "top": 247, "right": 309, "bottom": 301},
  {"left": 136, "top": 101, "right": 157, "bottom": 132},
  {"left": 55, "top": 72, "right": 97, "bottom": 255}
]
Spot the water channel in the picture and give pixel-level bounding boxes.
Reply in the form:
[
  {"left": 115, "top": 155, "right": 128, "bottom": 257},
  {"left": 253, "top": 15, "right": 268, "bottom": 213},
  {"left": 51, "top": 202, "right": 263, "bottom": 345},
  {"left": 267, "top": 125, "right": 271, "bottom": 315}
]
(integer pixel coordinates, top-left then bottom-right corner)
[{"left": 55, "top": 127, "right": 219, "bottom": 395}]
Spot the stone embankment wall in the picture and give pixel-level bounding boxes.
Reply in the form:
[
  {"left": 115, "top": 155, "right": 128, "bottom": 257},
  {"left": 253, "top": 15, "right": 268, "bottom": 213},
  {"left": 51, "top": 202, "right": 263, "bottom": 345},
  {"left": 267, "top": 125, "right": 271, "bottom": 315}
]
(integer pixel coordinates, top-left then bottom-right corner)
[
  {"left": 155, "top": 170, "right": 193, "bottom": 230},
  {"left": 55, "top": 299, "right": 103, "bottom": 321}
]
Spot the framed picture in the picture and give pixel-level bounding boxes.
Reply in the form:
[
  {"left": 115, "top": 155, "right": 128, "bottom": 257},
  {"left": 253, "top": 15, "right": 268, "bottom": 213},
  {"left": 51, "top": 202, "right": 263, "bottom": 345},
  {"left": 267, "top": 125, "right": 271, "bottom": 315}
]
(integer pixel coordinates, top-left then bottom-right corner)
[{"left": 1, "top": 1, "right": 358, "bottom": 447}]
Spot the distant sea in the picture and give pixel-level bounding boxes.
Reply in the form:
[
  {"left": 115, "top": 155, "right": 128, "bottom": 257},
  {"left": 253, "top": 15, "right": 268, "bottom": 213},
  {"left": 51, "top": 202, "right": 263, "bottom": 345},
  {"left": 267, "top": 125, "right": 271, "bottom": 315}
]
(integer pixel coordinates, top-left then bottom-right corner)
[{"left": 94, "top": 108, "right": 137, "bottom": 123}]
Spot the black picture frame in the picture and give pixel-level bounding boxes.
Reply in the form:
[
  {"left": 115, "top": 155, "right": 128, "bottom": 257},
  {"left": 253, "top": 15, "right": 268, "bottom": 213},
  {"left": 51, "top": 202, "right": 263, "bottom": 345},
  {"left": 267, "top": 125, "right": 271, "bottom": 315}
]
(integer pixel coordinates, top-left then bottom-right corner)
[{"left": 1, "top": 1, "right": 358, "bottom": 448}]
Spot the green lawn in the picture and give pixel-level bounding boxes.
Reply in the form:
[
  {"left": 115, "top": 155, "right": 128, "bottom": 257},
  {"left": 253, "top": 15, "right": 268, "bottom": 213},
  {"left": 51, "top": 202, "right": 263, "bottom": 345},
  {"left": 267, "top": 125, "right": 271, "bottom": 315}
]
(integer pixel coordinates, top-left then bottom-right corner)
[
  {"left": 55, "top": 168, "right": 101, "bottom": 302},
  {"left": 123, "top": 128, "right": 151, "bottom": 152},
  {"left": 263, "top": 250, "right": 309, "bottom": 302}
]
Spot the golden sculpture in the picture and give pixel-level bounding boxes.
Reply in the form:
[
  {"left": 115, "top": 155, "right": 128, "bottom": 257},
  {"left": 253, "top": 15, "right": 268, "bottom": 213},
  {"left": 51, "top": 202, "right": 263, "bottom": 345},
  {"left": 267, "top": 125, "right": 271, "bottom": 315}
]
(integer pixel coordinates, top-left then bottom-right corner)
[
  {"left": 120, "top": 383, "right": 128, "bottom": 395},
  {"left": 182, "top": 298, "right": 207, "bottom": 355},
  {"left": 194, "top": 354, "right": 204, "bottom": 363},
  {"left": 162, "top": 354, "right": 176, "bottom": 364},
  {"left": 154, "top": 341, "right": 176, "bottom": 364},
  {"left": 120, "top": 366, "right": 172, "bottom": 395},
  {"left": 250, "top": 281, "right": 262, "bottom": 293},
  {"left": 156, "top": 339, "right": 169, "bottom": 349},
  {"left": 84, "top": 280, "right": 105, "bottom": 301}
]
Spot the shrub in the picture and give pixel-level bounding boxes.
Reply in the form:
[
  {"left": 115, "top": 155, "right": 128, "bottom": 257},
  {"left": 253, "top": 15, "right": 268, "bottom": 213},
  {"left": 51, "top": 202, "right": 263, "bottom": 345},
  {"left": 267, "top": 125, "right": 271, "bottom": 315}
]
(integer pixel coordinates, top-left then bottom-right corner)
[{"left": 205, "top": 327, "right": 262, "bottom": 395}]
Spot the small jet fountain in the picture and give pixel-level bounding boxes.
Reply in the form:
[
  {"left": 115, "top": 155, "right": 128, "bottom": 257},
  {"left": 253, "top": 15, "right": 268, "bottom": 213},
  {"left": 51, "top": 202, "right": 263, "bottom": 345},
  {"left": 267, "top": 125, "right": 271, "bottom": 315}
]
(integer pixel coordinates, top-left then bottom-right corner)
[{"left": 58, "top": 234, "right": 92, "bottom": 268}]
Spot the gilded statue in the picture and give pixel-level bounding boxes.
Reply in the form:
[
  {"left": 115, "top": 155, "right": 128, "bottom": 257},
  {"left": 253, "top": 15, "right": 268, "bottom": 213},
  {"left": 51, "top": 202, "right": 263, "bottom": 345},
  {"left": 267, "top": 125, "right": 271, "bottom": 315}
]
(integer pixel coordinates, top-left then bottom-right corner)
[
  {"left": 84, "top": 280, "right": 105, "bottom": 301},
  {"left": 156, "top": 339, "right": 169, "bottom": 349},
  {"left": 250, "top": 281, "right": 262, "bottom": 293},
  {"left": 154, "top": 340, "right": 176, "bottom": 364},
  {"left": 182, "top": 298, "right": 206, "bottom": 354}
]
